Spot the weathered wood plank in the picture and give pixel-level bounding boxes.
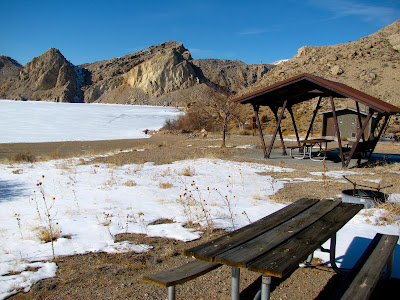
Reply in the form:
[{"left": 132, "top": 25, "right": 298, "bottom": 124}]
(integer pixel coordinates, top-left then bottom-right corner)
[
  {"left": 339, "top": 234, "right": 398, "bottom": 300},
  {"left": 247, "top": 202, "right": 363, "bottom": 277},
  {"left": 214, "top": 199, "right": 341, "bottom": 268},
  {"left": 142, "top": 260, "right": 221, "bottom": 287},
  {"left": 184, "top": 198, "right": 319, "bottom": 261}
]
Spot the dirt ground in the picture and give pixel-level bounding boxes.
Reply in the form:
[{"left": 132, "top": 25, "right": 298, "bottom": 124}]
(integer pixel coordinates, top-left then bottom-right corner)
[{"left": 4, "top": 131, "right": 400, "bottom": 300}]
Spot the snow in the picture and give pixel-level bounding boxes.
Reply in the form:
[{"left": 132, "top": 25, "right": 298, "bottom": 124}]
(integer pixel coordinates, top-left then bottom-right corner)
[
  {"left": 0, "top": 100, "right": 180, "bottom": 143},
  {"left": 0, "top": 100, "right": 399, "bottom": 298}
]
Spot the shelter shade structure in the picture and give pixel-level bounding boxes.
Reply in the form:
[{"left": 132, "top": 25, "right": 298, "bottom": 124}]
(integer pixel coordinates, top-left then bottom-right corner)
[{"left": 232, "top": 73, "right": 400, "bottom": 167}]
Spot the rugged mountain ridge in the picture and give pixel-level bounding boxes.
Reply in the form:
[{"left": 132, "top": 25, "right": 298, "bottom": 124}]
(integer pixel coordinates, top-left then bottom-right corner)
[
  {"left": 242, "top": 20, "right": 400, "bottom": 108},
  {"left": 1, "top": 20, "right": 399, "bottom": 110},
  {"left": 235, "top": 19, "right": 400, "bottom": 136},
  {"left": 0, "top": 48, "right": 89, "bottom": 102},
  {"left": 0, "top": 41, "right": 272, "bottom": 105}
]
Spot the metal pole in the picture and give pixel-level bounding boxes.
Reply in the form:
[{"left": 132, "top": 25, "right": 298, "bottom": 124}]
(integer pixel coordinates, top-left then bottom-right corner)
[
  {"left": 168, "top": 286, "right": 175, "bottom": 300},
  {"left": 261, "top": 275, "right": 271, "bottom": 300},
  {"left": 232, "top": 267, "right": 240, "bottom": 300},
  {"left": 329, "top": 234, "right": 343, "bottom": 274}
]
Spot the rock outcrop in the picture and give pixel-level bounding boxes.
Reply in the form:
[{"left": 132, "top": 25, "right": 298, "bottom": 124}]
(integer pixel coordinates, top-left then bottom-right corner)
[
  {"left": 1, "top": 48, "right": 89, "bottom": 102},
  {"left": 0, "top": 41, "right": 271, "bottom": 106},
  {"left": 235, "top": 19, "right": 400, "bottom": 135},
  {"left": 0, "top": 56, "right": 22, "bottom": 88},
  {"left": 82, "top": 41, "right": 206, "bottom": 105},
  {"left": 242, "top": 20, "right": 400, "bottom": 109},
  {"left": 192, "top": 59, "right": 272, "bottom": 92}
]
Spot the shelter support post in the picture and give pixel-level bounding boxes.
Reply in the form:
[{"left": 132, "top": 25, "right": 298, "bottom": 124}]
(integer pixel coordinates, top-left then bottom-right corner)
[
  {"left": 305, "top": 96, "right": 322, "bottom": 140},
  {"left": 288, "top": 106, "right": 301, "bottom": 146},
  {"left": 330, "top": 97, "right": 345, "bottom": 167},
  {"left": 268, "top": 100, "right": 288, "bottom": 157},
  {"left": 345, "top": 109, "right": 374, "bottom": 167},
  {"left": 355, "top": 102, "right": 366, "bottom": 142},
  {"left": 253, "top": 104, "right": 267, "bottom": 158}
]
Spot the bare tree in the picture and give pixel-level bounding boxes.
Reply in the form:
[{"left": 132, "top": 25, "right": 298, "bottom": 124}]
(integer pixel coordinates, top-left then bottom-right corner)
[{"left": 202, "top": 89, "right": 239, "bottom": 147}]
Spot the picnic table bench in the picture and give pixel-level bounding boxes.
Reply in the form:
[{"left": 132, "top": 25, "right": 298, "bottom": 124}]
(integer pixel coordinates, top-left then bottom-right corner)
[
  {"left": 143, "top": 198, "right": 397, "bottom": 300},
  {"left": 142, "top": 260, "right": 221, "bottom": 300},
  {"left": 332, "top": 233, "right": 398, "bottom": 300}
]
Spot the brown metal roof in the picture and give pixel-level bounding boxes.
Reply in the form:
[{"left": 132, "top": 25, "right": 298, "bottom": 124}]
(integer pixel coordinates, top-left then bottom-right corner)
[{"left": 232, "top": 73, "right": 400, "bottom": 114}]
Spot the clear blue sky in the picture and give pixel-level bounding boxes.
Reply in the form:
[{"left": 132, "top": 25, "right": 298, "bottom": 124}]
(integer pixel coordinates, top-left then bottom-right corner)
[{"left": 1, "top": 0, "right": 399, "bottom": 66}]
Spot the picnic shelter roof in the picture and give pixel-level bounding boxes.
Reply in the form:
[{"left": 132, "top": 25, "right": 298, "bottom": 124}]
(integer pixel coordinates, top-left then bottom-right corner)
[{"left": 232, "top": 73, "right": 400, "bottom": 114}]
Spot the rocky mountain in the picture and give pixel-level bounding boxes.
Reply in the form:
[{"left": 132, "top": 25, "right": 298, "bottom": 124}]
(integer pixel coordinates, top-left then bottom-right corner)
[
  {"left": 1, "top": 19, "right": 399, "bottom": 118},
  {"left": 0, "top": 41, "right": 272, "bottom": 106},
  {"left": 233, "top": 19, "right": 400, "bottom": 136},
  {"left": 0, "top": 48, "right": 89, "bottom": 102},
  {"left": 0, "top": 56, "right": 22, "bottom": 87},
  {"left": 192, "top": 59, "right": 272, "bottom": 92},
  {"left": 241, "top": 20, "right": 400, "bottom": 108}
]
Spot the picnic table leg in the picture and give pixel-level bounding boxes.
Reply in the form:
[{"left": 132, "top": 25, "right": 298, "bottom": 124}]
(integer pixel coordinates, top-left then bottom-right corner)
[
  {"left": 232, "top": 267, "right": 240, "bottom": 300},
  {"left": 329, "top": 234, "right": 343, "bottom": 274},
  {"left": 168, "top": 286, "right": 175, "bottom": 300},
  {"left": 261, "top": 275, "right": 271, "bottom": 300}
]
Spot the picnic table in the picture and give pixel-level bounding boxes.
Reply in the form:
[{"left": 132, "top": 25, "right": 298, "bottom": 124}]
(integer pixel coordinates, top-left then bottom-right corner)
[
  {"left": 184, "top": 198, "right": 363, "bottom": 300},
  {"left": 289, "top": 138, "right": 334, "bottom": 161}
]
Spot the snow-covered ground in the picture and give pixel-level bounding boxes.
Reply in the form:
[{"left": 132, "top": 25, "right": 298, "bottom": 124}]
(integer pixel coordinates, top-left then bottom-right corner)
[
  {"left": 0, "top": 100, "right": 399, "bottom": 299},
  {"left": 0, "top": 100, "right": 180, "bottom": 143}
]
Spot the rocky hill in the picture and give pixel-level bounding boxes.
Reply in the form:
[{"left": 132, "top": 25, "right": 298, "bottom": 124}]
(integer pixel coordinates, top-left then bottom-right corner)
[
  {"left": 0, "top": 56, "right": 22, "bottom": 87},
  {"left": 0, "top": 48, "right": 90, "bottom": 102},
  {"left": 0, "top": 20, "right": 399, "bottom": 133},
  {"left": 192, "top": 59, "right": 272, "bottom": 92},
  {"left": 242, "top": 20, "right": 400, "bottom": 108},
  {"left": 234, "top": 19, "right": 400, "bottom": 136},
  {"left": 0, "top": 41, "right": 272, "bottom": 106}
]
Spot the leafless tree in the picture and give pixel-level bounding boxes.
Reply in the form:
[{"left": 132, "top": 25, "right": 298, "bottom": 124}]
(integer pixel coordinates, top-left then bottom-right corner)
[{"left": 201, "top": 89, "right": 239, "bottom": 147}]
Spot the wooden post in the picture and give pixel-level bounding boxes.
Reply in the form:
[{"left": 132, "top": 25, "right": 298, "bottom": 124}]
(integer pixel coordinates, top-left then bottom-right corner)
[
  {"left": 355, "top": 102, "right": 366, "bottom": 142},
  {"left": 288, "top": 106, "right": 301, "bottom": 146},
  {"left": 269, "top": 100, "right": 288, "bottom": 157},
  {"left": 305, "top": 96, "right": 322, "bottom": 140},
  {"left": 253, "top": 104, "right": 267, "bottom": 158},
  {"left": 345, "top": 109, "right": 373, "bottom": 167},
  {"left": 330, "top": 97, "right": 345, "bottom": 167}
]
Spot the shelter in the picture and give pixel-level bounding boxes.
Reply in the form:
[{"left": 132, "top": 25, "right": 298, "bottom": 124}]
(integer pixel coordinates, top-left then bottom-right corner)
[{"left": 232, "top": 73, "right": 400, "bottom": 167}]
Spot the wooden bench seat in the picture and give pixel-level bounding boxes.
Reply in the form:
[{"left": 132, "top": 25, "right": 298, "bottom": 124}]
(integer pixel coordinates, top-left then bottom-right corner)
[
  {"left": 331, "top": 233, "right": 398, "bottom": 300},
  {"left": 318, "top": 147, "right": 339, "bottom": 154},
  {"left": 143, "top": 260, "right": 221, "bottom": 300},
  {"left": 343, "top": 141, "right": 374, "bottom": 159}
]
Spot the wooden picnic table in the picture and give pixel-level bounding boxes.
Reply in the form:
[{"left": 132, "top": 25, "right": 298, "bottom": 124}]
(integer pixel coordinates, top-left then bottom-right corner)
[{"left": 184, "top": 198, "right": 363, "bottom": 300}]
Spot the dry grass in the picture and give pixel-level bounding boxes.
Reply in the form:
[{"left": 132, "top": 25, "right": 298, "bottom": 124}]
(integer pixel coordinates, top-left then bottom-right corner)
[
  {"left": 159, "top": 182, "right": 173, "bottom": 189},
  {"left": 36, "top": 225, "right": 62, "bottom": 243},
  {"left": 123, "top": 180, "right": 136, "bottom": 187},
  {"left": 12, "top": 151, "right": 36, "bottom": 163},
  {"left": 178, "top": 166, "right": 195, "bottom": 176}
]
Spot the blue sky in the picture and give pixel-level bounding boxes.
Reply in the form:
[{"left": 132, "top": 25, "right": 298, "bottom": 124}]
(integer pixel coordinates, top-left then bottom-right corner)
[{"left": 1, "top": 0, "right": 399, "bottom": 66}]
